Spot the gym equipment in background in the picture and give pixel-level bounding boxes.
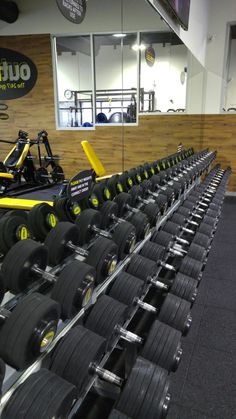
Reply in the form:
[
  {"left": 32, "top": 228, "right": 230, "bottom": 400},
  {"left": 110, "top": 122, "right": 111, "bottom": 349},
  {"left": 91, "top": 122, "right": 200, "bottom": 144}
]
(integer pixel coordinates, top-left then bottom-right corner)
[{"left": 0, "top": 130, "right": 64, "bottom": 195}]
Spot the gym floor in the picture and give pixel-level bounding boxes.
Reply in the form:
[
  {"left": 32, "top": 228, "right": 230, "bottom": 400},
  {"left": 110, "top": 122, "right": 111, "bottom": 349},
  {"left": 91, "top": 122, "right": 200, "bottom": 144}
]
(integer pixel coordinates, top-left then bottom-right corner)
[{"left": 167, "top": 196, "right": 236, "bottom": 419}]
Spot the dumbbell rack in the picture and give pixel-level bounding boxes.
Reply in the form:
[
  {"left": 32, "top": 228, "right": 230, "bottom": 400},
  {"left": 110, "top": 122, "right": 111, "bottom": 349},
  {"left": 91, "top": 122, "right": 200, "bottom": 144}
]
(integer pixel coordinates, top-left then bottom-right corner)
[{"left": 0, "top": 150, "right": 216, "bottom": 416}]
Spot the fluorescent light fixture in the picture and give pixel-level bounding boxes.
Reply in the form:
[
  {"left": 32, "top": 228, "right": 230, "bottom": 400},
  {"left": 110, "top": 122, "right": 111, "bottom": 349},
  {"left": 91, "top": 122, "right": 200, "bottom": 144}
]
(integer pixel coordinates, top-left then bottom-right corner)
[
  {"left": 132, "top": 43, "right": 146, "bottom": 51},
  {"left": 113, "top": 33, "right": 127, "bottom": 38}
]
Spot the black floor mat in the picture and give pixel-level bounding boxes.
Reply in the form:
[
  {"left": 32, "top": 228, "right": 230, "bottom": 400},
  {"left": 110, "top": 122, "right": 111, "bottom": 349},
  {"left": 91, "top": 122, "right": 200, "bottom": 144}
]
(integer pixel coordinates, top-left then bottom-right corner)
[{"left": 167, "top": 196, "right": 236, "bottom": 419}]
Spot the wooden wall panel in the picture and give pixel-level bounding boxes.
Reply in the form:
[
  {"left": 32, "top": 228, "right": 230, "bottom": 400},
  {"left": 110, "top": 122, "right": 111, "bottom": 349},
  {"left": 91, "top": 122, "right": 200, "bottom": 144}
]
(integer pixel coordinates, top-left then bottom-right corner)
[{"left": 0, "top": 35, "right": 235, "bottom": 190}]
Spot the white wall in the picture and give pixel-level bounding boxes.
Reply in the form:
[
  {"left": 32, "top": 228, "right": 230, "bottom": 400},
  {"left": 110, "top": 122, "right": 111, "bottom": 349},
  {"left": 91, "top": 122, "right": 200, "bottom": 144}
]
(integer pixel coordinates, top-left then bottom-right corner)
[
  {"left": 203, "top": 0, "right": 236, "bottom": 113},
  {"left": 146, "top": 0, "right": 210, "bottom": 66},
  {"left": 0, "top": 0, "right": 168, "bottom": 35},
  {"left": 225, "top": 39, "right": 236, "bottom": 109}
]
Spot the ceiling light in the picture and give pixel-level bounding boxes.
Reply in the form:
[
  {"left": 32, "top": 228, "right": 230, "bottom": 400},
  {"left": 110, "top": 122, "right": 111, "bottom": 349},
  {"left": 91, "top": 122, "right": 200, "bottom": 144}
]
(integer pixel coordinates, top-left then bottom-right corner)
[
  {"left": 113, "top": 33, "right": 127, "bottom": 38},
  {"left": 132, "top": 43, "right": 146, "bottom": 51}
]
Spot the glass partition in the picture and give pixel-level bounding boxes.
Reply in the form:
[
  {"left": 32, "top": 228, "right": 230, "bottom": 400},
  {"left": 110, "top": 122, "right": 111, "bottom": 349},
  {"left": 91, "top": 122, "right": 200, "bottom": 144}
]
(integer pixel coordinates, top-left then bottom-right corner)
[
  {"left": 139, "top": 31, "right": 188, "bottom": 113},
  {"left": 94, "top": 33, "right": 138, "bottom": 124},
  {"left": 55, "top": 35, "right": 94, "bottom": 128}
]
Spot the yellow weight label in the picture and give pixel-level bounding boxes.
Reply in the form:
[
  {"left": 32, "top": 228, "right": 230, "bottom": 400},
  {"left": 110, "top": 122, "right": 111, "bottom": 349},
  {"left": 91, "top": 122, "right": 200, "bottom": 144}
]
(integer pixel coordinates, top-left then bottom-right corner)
[
  {"left": 128, "top": 178, "right": 133, "bottom": 186},
  {"left": 137, "top": 175, "right": 142, "bottom": 183},
  {"left": 91, "top": 197, "right": 99, "bottom": 207},
  {"left": 117, "top": 183, "right": 123, "bottom": 193},
  {"left": 157, "top": 165, "right": 161, "bottom": 172},
  {"left": 162, "top": 162, "right": 166, "bottom": 169},
  {"left": 73, "top": 205, "right": 81, "bottom": 216},
  {"left": 151, "top": 168, "right": 155, "bottom": 175},
  {"left": 144, "top": 170, "right": 148, "bottom": 178},
  {"left": 104, "top": 188, "right": 111, "bottom": 200},
  {"left": 40, "top": 331, "right": 55, "bottom": 349},
  {"left": 19, "top": 225, "right": 29, "bottom": 240},
  {"left": 48, "top": 213, "right": 57, "bottom": 228}
]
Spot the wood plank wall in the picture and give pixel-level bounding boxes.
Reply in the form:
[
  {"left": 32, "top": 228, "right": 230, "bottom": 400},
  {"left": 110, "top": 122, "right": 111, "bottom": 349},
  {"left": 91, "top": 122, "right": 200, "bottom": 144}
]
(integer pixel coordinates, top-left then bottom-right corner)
[{"left": 0, "top": 35, "right": 235, "bottom": 190}]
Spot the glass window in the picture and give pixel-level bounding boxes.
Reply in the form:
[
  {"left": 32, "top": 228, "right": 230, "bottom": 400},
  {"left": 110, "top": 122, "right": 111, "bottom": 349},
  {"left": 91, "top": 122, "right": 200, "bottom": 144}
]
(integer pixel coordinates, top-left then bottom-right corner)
[
  {"left": 139, "top": 31, "right": 188, "bottom": 113},
  {"left": 94, "top": 33, "right": 138, "bottom": 124},
  {"left": 54, "top": 35, "right": 94, "bottom": 128}
]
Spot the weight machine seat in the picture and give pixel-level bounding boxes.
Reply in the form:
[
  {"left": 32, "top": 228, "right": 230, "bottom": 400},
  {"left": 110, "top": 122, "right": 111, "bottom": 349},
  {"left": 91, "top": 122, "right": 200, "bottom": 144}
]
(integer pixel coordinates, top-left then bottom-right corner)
[{"left": 4, "top": 142, "right": 30, "bottom": 169}]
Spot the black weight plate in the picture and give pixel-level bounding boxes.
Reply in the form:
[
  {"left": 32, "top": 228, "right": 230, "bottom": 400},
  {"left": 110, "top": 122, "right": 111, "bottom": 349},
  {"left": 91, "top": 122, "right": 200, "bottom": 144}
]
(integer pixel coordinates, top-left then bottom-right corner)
[
  {"left": 179, "top": 256, "right": 203, "bottom": 281},
  {"left": 151, "top": 230, "right": 173, "bottom": 248},
  {"left": 198, "top": 222, "right": 214, "bottom": 237},
  {"left": 86, "top": 237, "right": 118, "bottom": 284},
  {"left": 129, "top": 211, "right": 150, "bottom": 240},
  {"left": 0, "top": 213, "right": 30, "bottom": 255},
  {"left": 0, "top": 271, "right": 5, "bottom": 304},
  {"left": 2, "top": 369, "right": 76, "bottom": 419},
  {"left": 100, "top": 201, "right": 119, "bottom": 229},
  {"left": 171, "top": 273, "right": 198, "bottom": 303},
  {"left": 192, "top": 232, "right": 211, "bottom": 249},
  {"left": 188, "top": 243, "right": 207, "bottom": 263},
  {"left": 51, "top": 260, "right": 95, "bottom": 319},
  {"left": 116, "top": 356, "right": 170, "bottom": 419},
  {"left": 159, "top": 293, "right": 191, "bottom": 334},
  {"left": 34, "top": 167, "right": 49, "bottom": 184},
  {"left": 126, "top": 253, "right": 157, "bottom": 281},
  {"left": 44, "top": 222, "right": 80, "bottom": 266},
  {"left": 28, "top": 203, "right": 58, "bottom": 241},
  {"left": 114, "top": 193, "right": 132, "bottom": 217},
  {"left": 53, "top": 196, "right": 69, "bottom": 221},
  {"left": 162, "top": 221, "right": 181, "bottom": 236},
  {"left": 1, "top": 239, "right": 48, "bottom": 294},
  {"left": 51, "top": 165, "right": 65, "bottom": 183},
  {"left": 142, "top": 202, "right": 161, "bottom": 226},
  {"left": 141, "top": 319, "right": 182, "bottom": 372},
  {"left": 108, "top": 409, "right": 131, "bottom": 419},
  {"left": 84, "top": 295, "right": 127, "bottom": 344},
  {"left": 75, "top": 208, "right": 101, "bottom": 245},
  {"left": 140, "top": 241, "right": 166, "bottom": 262},
  {"left": 0, "top": 358, "right": 5, "bottom": 396},
  {"left": 112, "top": 221, "right": 136, "bottom": 260},
  {"left": 50, "top": 325, "right": 106, "bottom": 395},
  {"left": 108, "top": 271, "right": 144, "bottom": 306},
  {"left": 0, "top": 293, "right": 60, "bottom": 369}
]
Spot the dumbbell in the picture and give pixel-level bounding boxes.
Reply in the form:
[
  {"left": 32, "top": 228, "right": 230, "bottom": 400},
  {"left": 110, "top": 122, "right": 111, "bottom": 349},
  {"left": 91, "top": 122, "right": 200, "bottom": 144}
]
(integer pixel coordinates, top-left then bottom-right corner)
[
  {"left": 138, "top": 180, "right": 169, "bottom": 213},
  {"left": 162, "top": 220, "right": 195, "bottom": 237},
  {"left": 75, "top": 208, "right": 136, "bottom": 259},
  {"left": 1, "top": 239, "right": 95, "bottom": 319},
  {"left": 176, "top": 204, "right": 219, "bottom": 224},
  {"left": 98, "top": 200, "right": 150, "bottom": 243},
  {"left": 44, "top": 222, "right": 118, "bottom": 284},
  {"left": 0, "top": 292, "right": 60, "bottom": 369},
  {"left": 150, "top": 232, "right": 204, "bottom": 280},
  {"left": 125, "top": 252, "right": 198, "bottom": 303},
  {"left": 86, "top": 287, "right": 191, "bottom": 346},
  {"left": 49, "top": 326, "right": 171, "bottom": 417},
  {"left": 2, "top": 368, "right": 77, "bottom": 419},
  {"left": 147, "top": 176, "right": 177, "bottom": 205},
  {"left": 170, "top": 212, "right": 218, "bottom": 231},
  {"left": 127, "top": 185, "right": 162, "bottom": 225},
  {"left": 0, "top": 210, "right": 30, "bottom": 255},
  {"left": 53, "top": 195, "right": 83, "bottom": 222},
  {"left": 113, "top": 193, "right": 151, "bottom": 240},
  {"left": 87, "top": 293, "right": 184, "bottom": 370},
  {"left": 28, "top": 202, "right": 58, "bottom": 241}
]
